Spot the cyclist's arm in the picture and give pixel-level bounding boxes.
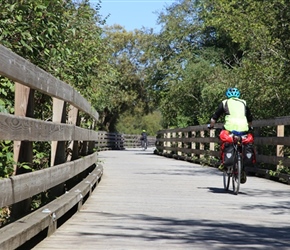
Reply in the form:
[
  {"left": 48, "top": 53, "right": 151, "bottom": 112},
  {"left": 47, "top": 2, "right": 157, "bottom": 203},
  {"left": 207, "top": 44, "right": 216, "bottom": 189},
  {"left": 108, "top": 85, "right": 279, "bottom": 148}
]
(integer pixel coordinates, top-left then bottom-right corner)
[
  {"left": 246, "top": 106, "right": 253, "bottom": 127},
  {"left": 209, "top": 102, "right": 224, "bottom": 128}
]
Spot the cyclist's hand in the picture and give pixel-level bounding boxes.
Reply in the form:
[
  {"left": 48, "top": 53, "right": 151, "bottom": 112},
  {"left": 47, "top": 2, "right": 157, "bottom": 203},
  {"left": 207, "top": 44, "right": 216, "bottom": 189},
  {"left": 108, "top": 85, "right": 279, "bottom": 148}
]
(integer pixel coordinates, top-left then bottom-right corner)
[
  {"left": 248, "top": 126, "right": 254, "bottom": 131},
  {"left": 207, "top": 124, "right": 214, "bottom": 130}
]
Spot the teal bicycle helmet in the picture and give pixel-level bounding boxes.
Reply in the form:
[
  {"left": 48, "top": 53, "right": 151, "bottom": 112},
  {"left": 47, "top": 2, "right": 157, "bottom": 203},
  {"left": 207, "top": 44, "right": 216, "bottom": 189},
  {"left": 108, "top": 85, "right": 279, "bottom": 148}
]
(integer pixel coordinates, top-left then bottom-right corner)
[{"left": 226, "top": 87, "right": 240, "bottom": 98}]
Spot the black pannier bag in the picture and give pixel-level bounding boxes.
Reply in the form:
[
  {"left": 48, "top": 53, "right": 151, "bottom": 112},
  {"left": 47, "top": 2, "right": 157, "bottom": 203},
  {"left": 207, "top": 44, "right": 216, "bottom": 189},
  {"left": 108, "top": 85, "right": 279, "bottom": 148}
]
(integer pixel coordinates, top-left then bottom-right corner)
[
  {"left": 222, "top": 142, "right": 235, "bottom": 166},
  {"left": 243, "top": 143, "right": 255, "bottom": 167}
]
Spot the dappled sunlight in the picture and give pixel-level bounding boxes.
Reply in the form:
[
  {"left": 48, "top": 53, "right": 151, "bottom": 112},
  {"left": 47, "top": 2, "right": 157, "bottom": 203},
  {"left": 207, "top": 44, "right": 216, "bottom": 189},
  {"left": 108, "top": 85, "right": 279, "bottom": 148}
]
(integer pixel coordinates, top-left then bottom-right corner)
[{"left": 77, "top": 211, "right": 290, "bottom": 249}]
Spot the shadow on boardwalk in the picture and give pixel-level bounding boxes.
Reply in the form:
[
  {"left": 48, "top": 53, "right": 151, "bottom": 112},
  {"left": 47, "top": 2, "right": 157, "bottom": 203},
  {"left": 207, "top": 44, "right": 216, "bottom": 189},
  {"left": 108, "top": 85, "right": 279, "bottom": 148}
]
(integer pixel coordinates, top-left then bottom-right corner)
[{"left": 79, "top": 211, "right": 290, "bottom": 249}]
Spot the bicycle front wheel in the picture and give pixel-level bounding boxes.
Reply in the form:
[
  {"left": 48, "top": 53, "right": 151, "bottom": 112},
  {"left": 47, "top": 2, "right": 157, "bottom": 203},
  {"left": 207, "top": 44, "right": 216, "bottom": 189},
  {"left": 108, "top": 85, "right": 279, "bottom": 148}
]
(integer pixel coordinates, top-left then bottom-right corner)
[{"left": 232, "top": 159, "right": 241, "bottom": 195}]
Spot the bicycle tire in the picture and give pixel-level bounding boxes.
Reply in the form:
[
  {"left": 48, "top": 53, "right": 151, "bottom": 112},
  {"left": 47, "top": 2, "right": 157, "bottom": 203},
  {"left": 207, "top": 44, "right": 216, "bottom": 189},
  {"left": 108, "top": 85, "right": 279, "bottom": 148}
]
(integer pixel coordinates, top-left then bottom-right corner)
[
  {"left": 232, "top": 159, "right": 241, "bottom": 195},
  {"left": 223, "top": 169, "right": 230, "bottom": 190}
]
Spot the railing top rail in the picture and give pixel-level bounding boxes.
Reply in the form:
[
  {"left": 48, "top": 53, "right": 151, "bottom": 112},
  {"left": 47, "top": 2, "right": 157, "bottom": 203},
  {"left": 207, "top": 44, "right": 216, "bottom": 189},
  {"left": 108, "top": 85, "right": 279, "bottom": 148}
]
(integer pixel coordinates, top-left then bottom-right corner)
[
  {"left": 157, "top": 116, "right": 290, "bottom": 134},
  {"left": 0, "top": 45, "right": 98, "bottom": 121}
]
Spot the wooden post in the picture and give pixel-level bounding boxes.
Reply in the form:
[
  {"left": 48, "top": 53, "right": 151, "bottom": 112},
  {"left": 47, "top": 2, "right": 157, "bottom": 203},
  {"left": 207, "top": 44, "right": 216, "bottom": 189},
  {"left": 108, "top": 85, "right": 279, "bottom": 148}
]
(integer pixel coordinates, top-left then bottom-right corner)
[
  {"left": 163, "top": 132, "right": 166, "bottom": 154},
  {"left": 209, "top": 129, "right": 215, "bottom": 151},
  {"left": 167, "top": 132, "right": 171, "bottom": 154},
  {"left": 47, "top": 212, "right": 57, "bottom": 236},
  {"left": 88, "top": 120, "right": 96, "bottom": 154},
  {"left": 178, "top": 132, "right": 183, "bottom": 156},
  {"left": 51, "top": 98, "right": 66, "bottom": 166},
  {"left": 50, "top": 98, "right": 66, "bottom": 197},
  {"left": 276, "top": 125, "right": 284, "bottom": 170},
  {"left": 12, "top": 83, "right": 34, "bottom": 220},
  {"left": 191, "top": 131, "right": 196, "bottom": 158},
  {"left": 172, "top": 131, "right": 176, "bottom": 155},
  {"left": 67, "top": 105, "right": 80, "bottom": 161},
  {"left": 200, "top": 130, "right": 205, "bottom": 159}
]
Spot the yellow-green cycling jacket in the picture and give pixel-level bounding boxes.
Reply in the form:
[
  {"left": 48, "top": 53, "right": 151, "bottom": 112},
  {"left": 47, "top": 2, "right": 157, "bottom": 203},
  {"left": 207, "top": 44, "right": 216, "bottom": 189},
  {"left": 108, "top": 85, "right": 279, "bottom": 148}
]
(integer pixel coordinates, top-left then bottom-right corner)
[{"left": 211, "top": 97, "right": 253, "bottom": 132}]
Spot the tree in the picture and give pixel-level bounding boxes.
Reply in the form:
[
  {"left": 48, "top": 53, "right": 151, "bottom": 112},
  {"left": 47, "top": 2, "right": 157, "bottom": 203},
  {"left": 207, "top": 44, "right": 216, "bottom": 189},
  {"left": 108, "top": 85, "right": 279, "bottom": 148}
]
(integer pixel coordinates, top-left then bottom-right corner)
[
  {"left": 200, "top": 0, "right": 290, "bottom": 119},
  {"left": 150, "top": 0, "right": 229, "bottom": 127},
  {"left": 150, "top": 0, "right": 290, "bottom": 127},
  {"left": 95, "top": 25, "right": 157, "bottom": 131}
]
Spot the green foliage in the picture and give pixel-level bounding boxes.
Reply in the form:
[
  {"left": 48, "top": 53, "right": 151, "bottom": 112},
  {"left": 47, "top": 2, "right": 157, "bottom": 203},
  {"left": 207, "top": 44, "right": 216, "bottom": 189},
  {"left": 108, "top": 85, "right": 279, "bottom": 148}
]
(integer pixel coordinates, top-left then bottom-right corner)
[
  {"left": 115, "top": 110, "right": 162, "bottom": 136},
  {"left": 0, "top": 141, "right": 14, "bottom": 178},
  {"left": 95, "top": 26, "right": 159, "bottom": 131},
  {"left": 0, "top": 78, "right": 14, "bottom": 114},
  {"left": 0, "top": 140, "right": 35, "bottom": 178},
  {"left": 32, "top": 143, "right": 50, "bottom": 170},
  {"left": 0, "top": 0, "right": 107, "bottom": 175},
  {"left": 200, "top": 0, "right": 290, "bottom": 119},
  {"left": 0, "top": 206, "right": 10, "bottom": 227},
  {"left": 1, "top": 0, "right": 70, "bottom": 65},
  {"left": 151, "top": 0, "right": 290, "bottom": 127},
  {"left": 0, "top": 0, "right": 109, "bottom": 120}
]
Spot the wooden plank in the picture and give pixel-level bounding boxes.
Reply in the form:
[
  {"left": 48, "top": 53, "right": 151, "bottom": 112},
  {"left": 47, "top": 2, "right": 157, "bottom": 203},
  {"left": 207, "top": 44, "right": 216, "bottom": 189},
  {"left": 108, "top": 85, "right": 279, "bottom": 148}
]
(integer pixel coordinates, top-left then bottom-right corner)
[
  {"left": 157, "top": 137, "right": 220, "bottom": 143},
  {"left": 13, "top": 83, "right": 34, "bottom": 172},
  {"left": 253, "top": 116, "right": 290, "bottom": 127},
  {"left": 158, "top": 135, "right": 290, "bottom": 146},
  {"left": 0, "top": 45, "right": 98, "bottom": 121},
  {"left": 254, "top": 137, "right": 290, "bottom": 146},
  {"left": 157, "top": 124, "right": 223, "bottom": 134},
  {"left": 256, "top": 154, "right": 290, "bottom": 166},
  {"left": 51, "top": 98, "right": 66, "bottom": 167},
  {"left": 209, "top": 128, "right": 215, "bottom": 151},
  {"left": 0, "top": 152, "right": 99, "bottom": 207},
  {"left": 276, "top": 125, "right": 284, "bottom": 156},
  {"left": 158, "top": 143, "right": 290, "bottom": 168},
  {"left": 160, "top": 146, "right": 220, "bottom": 157},
  {"left": 156, "top": 116, "right": 290, "bottom": 135},
  {"left": 67, "top": 105, "right": 80, "bottom": 161},
  {"left": 12, "top": 83, "right": 35, "bottom": 218},
  {"left": 0, "top": 113, "right": 100, "bottom": 141}
]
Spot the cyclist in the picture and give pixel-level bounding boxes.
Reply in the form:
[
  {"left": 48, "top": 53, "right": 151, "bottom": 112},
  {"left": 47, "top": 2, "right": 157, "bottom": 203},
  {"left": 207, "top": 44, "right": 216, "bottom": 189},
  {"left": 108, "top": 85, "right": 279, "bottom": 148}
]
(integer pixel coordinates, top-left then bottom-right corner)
[
  {"left": 140, "top": 130, "right": 148, "bottom": 150},
  {"left": 208, "top": 87, "right": 253, "bottom": 183}
]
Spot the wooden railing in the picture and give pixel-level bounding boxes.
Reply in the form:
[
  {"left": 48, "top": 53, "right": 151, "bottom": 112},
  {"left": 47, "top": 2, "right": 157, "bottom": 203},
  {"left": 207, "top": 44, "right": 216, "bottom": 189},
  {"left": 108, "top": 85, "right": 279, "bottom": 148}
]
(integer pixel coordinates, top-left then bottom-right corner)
[
  {"left": 96, "top": 133, "right": 156, "bottom": 150},
  {"left": 155, "top": 118, "right": 290, "bottom": 184},
  {"left": 0, "top": 45, "right": 103, "bottom": 249}
]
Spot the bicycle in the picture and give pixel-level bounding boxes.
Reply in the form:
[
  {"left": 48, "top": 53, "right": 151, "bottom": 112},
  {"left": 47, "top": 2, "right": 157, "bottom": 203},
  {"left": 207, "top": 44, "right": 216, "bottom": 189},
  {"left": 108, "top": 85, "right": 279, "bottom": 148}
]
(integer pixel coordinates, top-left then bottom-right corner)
[
  {"left": 208, "top": 125, "right": 251, "bottom": 195},
  {"left": 222, "top": 132, "right": 246, "bottom": 195},
  {"left": 141, "top": 140, "right": 147, "bottom": 150}
]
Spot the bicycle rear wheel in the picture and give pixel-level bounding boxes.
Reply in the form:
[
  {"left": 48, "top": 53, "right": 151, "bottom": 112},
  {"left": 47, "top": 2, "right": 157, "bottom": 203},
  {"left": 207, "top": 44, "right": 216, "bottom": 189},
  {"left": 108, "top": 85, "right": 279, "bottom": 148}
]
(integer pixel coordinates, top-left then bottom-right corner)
[
  {"left": 223, "top": 168, "right": 231, "bottom": 190},
  {"left": 232, "top": 159, "right": 241, "bottom": 195}
]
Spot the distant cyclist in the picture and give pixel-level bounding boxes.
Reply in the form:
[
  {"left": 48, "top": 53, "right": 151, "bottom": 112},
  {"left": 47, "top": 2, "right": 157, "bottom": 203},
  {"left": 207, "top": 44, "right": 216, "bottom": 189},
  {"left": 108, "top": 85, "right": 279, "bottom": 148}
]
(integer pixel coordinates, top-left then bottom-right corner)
[
  {"left": 140, "top": 130, "right": 148, "bottom": 150},
  {"left": 208, "top": 87, "right": 253, "bottom": 183}
]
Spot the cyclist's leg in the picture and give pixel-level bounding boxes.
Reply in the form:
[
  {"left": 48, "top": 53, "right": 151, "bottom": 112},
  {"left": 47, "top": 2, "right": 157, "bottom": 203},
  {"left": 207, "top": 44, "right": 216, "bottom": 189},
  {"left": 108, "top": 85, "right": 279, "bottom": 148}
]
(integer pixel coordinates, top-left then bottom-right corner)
[{"left": 219, "top": 142, "right": 225, "bottom": 171}]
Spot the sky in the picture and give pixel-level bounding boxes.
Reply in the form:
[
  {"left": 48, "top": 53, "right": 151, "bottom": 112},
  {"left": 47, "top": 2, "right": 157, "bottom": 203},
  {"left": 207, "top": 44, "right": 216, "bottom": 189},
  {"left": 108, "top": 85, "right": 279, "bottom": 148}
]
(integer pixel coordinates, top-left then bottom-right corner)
[{"left": 89, "top": 0, "right": 176, "bottom": 32}]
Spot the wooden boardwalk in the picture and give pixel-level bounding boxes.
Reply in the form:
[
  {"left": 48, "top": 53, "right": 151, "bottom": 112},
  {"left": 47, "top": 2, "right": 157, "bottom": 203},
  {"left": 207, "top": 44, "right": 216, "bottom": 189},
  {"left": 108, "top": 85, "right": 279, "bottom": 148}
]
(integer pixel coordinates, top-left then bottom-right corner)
[{"left": 33, "top": 148, "right": 290, "bottom": 249}]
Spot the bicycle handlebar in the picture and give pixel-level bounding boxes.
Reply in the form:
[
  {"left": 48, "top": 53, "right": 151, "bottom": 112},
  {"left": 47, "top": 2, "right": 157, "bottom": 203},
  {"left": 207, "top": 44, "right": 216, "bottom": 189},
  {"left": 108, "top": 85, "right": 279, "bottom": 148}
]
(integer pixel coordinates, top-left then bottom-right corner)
[{"left": 207, "top": 124, "right": 254, "bottom": 132}]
